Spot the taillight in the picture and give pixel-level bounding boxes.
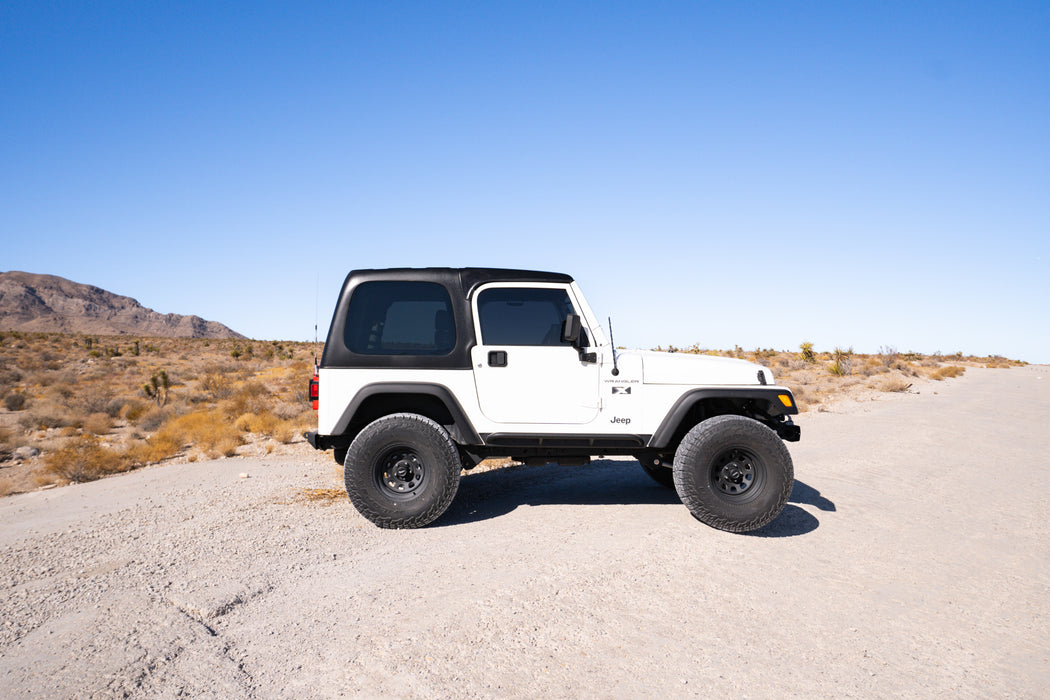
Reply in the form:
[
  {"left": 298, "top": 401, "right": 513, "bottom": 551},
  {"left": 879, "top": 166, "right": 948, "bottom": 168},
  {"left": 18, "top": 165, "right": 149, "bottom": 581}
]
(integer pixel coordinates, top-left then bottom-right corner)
[{"left": 309, "top": 374, "right": 319, "bottom": 412}]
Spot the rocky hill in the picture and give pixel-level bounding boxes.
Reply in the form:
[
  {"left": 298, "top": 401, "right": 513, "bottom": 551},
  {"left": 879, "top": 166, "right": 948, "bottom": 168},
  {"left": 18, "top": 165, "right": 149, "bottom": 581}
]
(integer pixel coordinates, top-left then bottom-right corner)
[{"left": 0, "top": 271, "right": 244, "bottom": 339}]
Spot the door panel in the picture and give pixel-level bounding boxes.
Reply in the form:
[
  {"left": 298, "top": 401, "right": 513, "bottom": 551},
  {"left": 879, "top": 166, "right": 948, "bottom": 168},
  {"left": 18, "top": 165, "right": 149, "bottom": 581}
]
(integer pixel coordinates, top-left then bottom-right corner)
[{"left": 471, "top": 345, "right": 599, "bottom": 424}]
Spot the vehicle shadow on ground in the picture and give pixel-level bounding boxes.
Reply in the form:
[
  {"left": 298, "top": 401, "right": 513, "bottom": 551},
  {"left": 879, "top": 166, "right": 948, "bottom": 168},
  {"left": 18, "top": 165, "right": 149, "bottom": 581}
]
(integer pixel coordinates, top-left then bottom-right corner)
[
  {"left": 436, "top": 460, "right": 833, "bottom": 537},
  {"left": 746, "top": 480, "right": 836, "bottom": 538}
]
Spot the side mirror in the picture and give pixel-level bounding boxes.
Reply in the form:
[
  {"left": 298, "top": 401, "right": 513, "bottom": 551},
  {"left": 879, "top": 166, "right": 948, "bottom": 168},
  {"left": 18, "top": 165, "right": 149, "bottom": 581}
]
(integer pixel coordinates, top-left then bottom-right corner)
[{"left": 561, "top": 314, "right": 582, "bottom": 345}]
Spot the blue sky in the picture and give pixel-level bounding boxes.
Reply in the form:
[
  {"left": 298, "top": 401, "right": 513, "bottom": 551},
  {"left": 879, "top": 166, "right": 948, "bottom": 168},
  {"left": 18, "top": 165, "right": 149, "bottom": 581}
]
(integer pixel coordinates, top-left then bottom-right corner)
[{"left": 2, "top": 2, "right": 1047, "bottom": 362}]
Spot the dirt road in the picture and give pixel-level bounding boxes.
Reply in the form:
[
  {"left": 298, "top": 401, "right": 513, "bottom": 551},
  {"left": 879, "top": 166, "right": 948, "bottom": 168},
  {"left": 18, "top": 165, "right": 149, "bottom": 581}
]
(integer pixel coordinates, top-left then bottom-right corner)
[{"left": 1, "top": 366, "right": 1048, "bottom": 698}]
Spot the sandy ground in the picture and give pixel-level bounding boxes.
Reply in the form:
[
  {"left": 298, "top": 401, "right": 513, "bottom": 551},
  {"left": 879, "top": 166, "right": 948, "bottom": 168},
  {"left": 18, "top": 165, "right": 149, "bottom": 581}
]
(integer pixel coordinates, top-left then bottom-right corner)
[{"left": 1, "top": 366, "right": 1047, "bottom": 698}]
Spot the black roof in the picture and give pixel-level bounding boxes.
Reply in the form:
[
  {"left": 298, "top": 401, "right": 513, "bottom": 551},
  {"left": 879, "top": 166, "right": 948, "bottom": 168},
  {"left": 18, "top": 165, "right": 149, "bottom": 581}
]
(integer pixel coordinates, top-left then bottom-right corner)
[
  {"left": 346, "top": 267, "right": 574, "bottom": 297},
  {"left": 322, "top": 267, "right": 576, "bottom": 370}
]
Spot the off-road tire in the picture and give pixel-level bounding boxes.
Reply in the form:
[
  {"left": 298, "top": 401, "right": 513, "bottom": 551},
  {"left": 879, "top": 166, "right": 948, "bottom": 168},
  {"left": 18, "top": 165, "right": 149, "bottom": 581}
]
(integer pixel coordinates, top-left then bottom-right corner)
[
  {"left": 673, "top": 415, "right": 793, "bottom": 532},
  {"left": 344, "top": 413, "right": 462, "bottom": 529}
]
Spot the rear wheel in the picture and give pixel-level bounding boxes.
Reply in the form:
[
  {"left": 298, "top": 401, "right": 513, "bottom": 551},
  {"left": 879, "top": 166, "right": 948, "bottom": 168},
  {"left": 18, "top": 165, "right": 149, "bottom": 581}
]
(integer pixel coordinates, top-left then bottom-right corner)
[
  {"left": 673, "top": 415, "right": 793, "bottom": 532},
  {"left": 344, "top": 413, "right": 462, "bottom": 529}
]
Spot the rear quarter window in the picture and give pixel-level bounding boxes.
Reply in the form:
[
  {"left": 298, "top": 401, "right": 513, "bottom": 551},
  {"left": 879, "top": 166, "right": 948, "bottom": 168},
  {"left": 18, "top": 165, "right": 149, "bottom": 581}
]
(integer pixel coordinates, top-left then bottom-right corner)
[{"left": 345, "top": 281, "right": 456, "bottom": 355}]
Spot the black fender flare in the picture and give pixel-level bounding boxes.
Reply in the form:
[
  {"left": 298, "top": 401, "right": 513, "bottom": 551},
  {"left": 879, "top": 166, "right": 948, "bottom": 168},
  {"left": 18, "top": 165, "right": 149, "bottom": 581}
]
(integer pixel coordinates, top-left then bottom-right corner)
[
  {"left": 331, "top": 382, "right": 482, "bottom": 446},
  {"left": 648, "top": 387, "right": 798, "bottom": 449}
]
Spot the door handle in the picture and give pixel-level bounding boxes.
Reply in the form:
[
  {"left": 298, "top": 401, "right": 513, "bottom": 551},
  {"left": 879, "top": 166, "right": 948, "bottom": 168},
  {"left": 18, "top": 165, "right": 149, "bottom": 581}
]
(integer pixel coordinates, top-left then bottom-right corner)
[{"left": 488, "top": 350, "right": 508, "bottom": 367}]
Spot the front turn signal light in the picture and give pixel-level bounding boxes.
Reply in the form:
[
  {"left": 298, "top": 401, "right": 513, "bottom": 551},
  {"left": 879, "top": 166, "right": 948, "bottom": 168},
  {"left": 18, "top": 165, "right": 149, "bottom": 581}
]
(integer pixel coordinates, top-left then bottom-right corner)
[{"left": 778, "top": 394, "right": 793, "bottom": 408}]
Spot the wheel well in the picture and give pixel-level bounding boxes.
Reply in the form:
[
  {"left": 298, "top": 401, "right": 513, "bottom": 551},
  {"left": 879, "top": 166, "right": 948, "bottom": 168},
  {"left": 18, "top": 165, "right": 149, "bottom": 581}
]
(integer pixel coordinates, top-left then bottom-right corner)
[
  {"left": 349, "top": 393, "right": 453, "bottom": 436},
  {"left": 662, "top": 397, "right": 776, "bottom": 453}
]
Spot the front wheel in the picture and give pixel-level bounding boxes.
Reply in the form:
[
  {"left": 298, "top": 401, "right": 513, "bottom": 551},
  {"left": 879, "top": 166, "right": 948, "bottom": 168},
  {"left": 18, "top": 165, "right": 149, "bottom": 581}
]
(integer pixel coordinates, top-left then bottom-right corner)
[
  {"left": 344, "top": 413, "right": 462, "bottom": 529},
  {"left": 673, "top": 415, "right": 794, "bottom": 532}
]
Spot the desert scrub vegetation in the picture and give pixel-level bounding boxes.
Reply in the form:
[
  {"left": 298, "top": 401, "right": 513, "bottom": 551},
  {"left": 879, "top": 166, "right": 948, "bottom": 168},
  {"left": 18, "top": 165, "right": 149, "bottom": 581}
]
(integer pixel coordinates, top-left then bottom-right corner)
[
  {"left": 1, "top": 333, "right": 322, "bottom": 491},
  {"left": 647, "top": 342, "right": 1024, "bottom": 413}
]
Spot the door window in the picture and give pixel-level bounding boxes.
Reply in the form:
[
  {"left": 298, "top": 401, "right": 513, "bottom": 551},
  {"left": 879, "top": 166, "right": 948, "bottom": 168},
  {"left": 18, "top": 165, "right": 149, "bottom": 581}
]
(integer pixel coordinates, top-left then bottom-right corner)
[{"left": 477, "top": 288, "right": 577, "bottom": 346}]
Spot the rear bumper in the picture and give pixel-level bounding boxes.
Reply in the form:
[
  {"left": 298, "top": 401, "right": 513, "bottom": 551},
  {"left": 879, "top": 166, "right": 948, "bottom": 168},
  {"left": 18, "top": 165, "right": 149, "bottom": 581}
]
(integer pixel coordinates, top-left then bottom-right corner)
[{"left": 305, "top": 431, "right": 325, "bottom": 450}]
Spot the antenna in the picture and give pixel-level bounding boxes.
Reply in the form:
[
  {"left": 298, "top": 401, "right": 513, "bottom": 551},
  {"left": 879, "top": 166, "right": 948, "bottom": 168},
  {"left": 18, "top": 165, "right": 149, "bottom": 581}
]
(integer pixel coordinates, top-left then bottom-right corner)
[
  {"left": 314, "top": 274, "right": 319, "bottom": 345},
  {"left": 608, "top": 317, "right": 619, "bottom": 376}
]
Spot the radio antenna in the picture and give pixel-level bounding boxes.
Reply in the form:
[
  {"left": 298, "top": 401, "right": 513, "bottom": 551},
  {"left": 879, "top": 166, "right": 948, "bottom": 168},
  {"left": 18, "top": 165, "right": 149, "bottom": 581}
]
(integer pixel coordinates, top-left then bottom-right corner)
[{"left": 608, "top": 317, "right": 620, "bottom": 376}]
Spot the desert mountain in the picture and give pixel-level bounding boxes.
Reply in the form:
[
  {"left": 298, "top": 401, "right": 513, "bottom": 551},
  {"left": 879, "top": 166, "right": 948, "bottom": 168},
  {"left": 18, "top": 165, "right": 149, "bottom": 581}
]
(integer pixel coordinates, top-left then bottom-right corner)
[{"left": 0, "top": 271, "right": 244, "bottom": 339}]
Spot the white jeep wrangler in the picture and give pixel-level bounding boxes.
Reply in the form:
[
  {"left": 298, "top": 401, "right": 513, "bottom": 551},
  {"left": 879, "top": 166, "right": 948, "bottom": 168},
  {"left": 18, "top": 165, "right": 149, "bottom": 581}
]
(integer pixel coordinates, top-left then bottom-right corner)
[{"left": 307, "top": 268, "right": 800, "bottom": 532}]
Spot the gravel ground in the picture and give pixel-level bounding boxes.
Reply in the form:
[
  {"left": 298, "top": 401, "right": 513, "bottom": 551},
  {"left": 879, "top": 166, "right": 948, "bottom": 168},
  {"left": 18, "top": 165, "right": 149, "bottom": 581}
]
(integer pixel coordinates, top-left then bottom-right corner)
[{"left": 1, "top": 365, "right": 1048, "bottom": 698}]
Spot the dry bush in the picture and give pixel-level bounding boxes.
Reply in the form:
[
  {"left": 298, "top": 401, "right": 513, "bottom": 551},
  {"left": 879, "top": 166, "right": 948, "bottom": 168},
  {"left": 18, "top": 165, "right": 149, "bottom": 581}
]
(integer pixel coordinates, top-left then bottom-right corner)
[
  {"left": 73, "top": 385, "right": 117, "bottom": 416},
  {"left": 153, "top": 410, "right": 242, "bottom": 458},
  {"left": 4, "top": 391, "right": 27, "bottom": 411},
  {"left": 122, "top": 433, "right": 183, "bottom": 465},
  {"left": 120, "top": 399, "right": 150, "bottom": 422},
  {"left": 221, "top": 381, "right": 271, "bottom": 418},
  {"left": 39, "top": 435, "right": 130, "bottom": 483},
  {"left": 273, "top": 421, "right": 298, "bottom": 444},
  {"left": 930, "top": 365, "right": 966, "bottom": 381},
  {"left": 136, "top": 406, "right": 174, "bottom": 432},
  {"left": 235, "top": 411, "right": 300, "bottom": 444},
  {"left": 877, "top": 377, "right": 913, "bottom": 393},
  {"left": 20, "top": 402, "right": 72, "bottom": 430},
  {"left": 234, "top": 411, "right": 279, "bottom": 435},
  {"left": 0, "top": 479, "right": 13, "bottom": 497},
  {"left": 82, "top": 412, "right": 113, "bottom": 435}
]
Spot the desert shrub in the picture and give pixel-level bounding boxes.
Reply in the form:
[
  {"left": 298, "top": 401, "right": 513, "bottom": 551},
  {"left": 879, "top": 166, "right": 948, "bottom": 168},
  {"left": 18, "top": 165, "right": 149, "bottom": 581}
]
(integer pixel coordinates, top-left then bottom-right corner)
[
  {"left": 20, "top": 402, "right": 72, "bottom": 430},
  {"left": 221, "top": 381, "right": 271, "bottom": 417},
  {"left": 0, "top": 479, "right": 13, "bottom": 497},
  {"left": 4, "top": 392, "right": 27, "bottom": 411},
  {"left": 234, "top": 411, "right": 277, "bottom": 434},
  {"left": 121, "top": 399, "right": 150, "bottom": 423},
  {"left": 82, "top": 412, "right": 113, "bottom": 435},
  {"left": 44, "top": 380, "right": 75, "bottom": 400},
  {"left": 273, "top": 421, "right": 297, "bottom": 444},
  {"left": 136, "top": 406, "right": 173, "bottom": 432},
  {"left": 0, "top": 367, "right": 23, "bottom": 385},
  {"left": 879, "top": 377, "right": 912, "bottom": 392},
  {"left": 153, "top": 410, "right": 242, "bottom": 458},
  {"left": 197, "top": 371, "right": 235, "bottom": 400},
  {"left": 930, "top": 365, "right": 966, "bottom": 381},
  {"left": 123, "top": 432, "right": 183, "bottom": 465},
  {"left": 73, "top": 385, "right": 116, "bottom": 416},
  {"left": 40, "top": 436, "right": 129, "bottom": 483}
]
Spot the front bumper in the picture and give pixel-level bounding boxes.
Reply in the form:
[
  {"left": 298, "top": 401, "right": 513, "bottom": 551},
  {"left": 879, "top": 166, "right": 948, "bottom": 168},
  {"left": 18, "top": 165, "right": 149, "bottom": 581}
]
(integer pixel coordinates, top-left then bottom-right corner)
[{"left": 775, "top": 418, "right": 801, "bottom": 442}]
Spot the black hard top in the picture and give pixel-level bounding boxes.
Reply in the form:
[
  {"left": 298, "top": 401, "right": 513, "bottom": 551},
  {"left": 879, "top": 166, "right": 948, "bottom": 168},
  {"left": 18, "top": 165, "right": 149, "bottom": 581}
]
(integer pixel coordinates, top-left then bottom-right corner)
[
  {"left": 345, "top": 268, "right": 573, "bottom": 297},
  {"left": 321, "top": 267, "right": 575, "bottom": 370}
]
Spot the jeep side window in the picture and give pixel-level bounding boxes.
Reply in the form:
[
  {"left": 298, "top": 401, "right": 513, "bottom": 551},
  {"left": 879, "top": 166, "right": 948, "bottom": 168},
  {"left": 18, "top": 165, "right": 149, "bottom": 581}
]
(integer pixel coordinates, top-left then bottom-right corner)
[
  {"left": 477, "top": 287, "right": 588, "bottom": 346},
  {"left": 345, "top": 281, "right": 455, "bottom": 355}
]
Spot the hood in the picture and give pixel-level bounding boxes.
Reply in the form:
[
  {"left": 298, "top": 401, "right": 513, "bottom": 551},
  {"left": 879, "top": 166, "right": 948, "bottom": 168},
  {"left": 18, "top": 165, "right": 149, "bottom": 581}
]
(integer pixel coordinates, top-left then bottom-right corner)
[{"left": 638, "top": 350, "right": 773, "bottom": 385}]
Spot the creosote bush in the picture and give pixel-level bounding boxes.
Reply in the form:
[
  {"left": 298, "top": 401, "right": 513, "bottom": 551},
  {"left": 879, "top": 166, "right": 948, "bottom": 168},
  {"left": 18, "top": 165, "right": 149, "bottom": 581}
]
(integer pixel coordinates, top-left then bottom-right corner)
[{"left": 4, "top": 392, "right": 27, "bottom": 411}]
